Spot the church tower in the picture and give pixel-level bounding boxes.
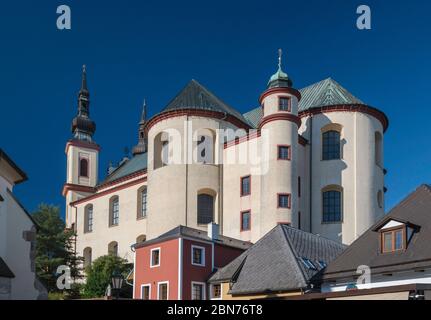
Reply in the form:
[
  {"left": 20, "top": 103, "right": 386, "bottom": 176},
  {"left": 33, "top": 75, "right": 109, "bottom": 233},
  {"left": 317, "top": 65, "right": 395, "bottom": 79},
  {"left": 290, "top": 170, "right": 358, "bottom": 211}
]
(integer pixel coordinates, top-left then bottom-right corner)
[
  {"left": 63, "top": 66, "right": 99, "bottom": 228},
  {"left": 259, "top": 50, "right": 302, "bottom": 236},
  {"left": 132, "top": 100, "right": 148, "bottom": 155}
]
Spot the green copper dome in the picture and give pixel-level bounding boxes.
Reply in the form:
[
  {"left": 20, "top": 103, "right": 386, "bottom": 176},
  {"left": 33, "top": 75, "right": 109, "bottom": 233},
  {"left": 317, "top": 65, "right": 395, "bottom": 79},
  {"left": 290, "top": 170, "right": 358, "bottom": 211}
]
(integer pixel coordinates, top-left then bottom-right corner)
[{"left": 267, "top": 49, "right": 293, "bottom": 88}]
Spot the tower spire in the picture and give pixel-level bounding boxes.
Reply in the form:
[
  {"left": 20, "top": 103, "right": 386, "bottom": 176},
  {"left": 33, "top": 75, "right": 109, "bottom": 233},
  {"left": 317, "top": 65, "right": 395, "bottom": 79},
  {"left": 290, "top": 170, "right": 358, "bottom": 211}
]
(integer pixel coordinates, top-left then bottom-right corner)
[
  {"left": 278, "top": 48, "right": 282, "bottom": 70},
  {"left": 141, "top": 99, "right": 147, "bottom": 122},
  {"left": 81, "top": 65, "right": 88, "bottom": 93},
  {"left": 133, "top": 99, "right": 148, "bottom": 155},
  {"left": 267, "top": 48, "right": 293, "bottom": 88}
]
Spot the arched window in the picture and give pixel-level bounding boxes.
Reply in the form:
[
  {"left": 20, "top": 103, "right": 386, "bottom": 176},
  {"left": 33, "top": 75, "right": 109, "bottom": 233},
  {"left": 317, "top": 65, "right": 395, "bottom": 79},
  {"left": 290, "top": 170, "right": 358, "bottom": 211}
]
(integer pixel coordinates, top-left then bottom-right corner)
[
  {"left": 79, "top": 158, "right": 89, "bottom": 177},
  {"left": 322, "top": 186, "right": 343, "bottom": 223},
  {"left": 83, "top": 247, "right": 92, "bottom": 268},
  {"left": 322, "top": 131, "right": 341, "bottom": 160},
  {"left": 136, "top": 235, "right": 146, "bottom": 243},
  {"left": 197, "top": 193, "right": 215, "bottom": 225},
  {"left": 196, "top": 132, "right": 214, "bottom": 164},
  {"left": 137, "top": 187, "right": 147, "bottom": 219},
  {"left": 108, "top": 241, "right": 118, "bottom": 256},
  {"left": 375, "top": 131, "right": 383, "bottom": 167},
  {"left": 84, "top": 204, "right": 93, "bottom": 233},
  {"left": 109, "top": 196, "right": 120, "bottom": 226}
]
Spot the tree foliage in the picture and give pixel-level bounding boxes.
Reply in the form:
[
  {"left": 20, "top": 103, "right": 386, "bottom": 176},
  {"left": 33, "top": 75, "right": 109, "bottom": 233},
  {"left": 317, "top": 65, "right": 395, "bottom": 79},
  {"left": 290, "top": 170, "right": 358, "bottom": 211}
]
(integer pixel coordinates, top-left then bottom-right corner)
[
  {"left": 32, "top": 204, "right": 82, "bottom": 292},
  {"left": 83, "top": 255, "right": 131, "bottom": 298}
]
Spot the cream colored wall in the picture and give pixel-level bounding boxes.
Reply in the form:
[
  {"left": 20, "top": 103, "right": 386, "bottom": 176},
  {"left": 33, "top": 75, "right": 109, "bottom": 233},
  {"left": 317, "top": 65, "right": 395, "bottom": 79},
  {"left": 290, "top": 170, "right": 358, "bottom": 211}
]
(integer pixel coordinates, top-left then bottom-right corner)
[
  {"left": 299, "top": 111, "right": 385, "bottom": 244},
  {"left": 66, "top": 145, "right": 98, "bottom": 186},
  {"left": 219, "top": 282, "right": 302, "bottom": 300},
  {"left": 75, "top": 177, "right": 148, "bottom": 263}
]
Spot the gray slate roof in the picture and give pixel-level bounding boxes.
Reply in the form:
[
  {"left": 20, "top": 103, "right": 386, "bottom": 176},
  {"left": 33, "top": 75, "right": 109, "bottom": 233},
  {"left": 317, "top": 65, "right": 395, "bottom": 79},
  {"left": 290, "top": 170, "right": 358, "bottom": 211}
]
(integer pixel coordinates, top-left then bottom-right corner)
[
  {"left": 161, "top": 79, "right": 250, "bottom": 125},
  {"left": 100, "top": 153, "right": 147, "bottom": 185},
  {"left": 320, "top": 184, "right": 431, "bottom": 281},
  {"left": 208, "top": 224, "right": 346, "bottom": 295},
  {"left": 0, "top": 257, "right": 14, "bottom": 278},
  {"left": 133, "top": 225, "right": 252, "bottom": 251},
  {"left": 243, "top": 78, "right": 364, "bottom": 128}
]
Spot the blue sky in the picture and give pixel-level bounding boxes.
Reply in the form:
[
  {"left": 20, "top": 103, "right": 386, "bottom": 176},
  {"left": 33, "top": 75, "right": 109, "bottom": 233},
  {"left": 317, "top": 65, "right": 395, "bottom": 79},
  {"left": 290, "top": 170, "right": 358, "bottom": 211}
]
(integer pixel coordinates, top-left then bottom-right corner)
[{"left": 1, "top": 0, "right": 430, "bottom": 217}]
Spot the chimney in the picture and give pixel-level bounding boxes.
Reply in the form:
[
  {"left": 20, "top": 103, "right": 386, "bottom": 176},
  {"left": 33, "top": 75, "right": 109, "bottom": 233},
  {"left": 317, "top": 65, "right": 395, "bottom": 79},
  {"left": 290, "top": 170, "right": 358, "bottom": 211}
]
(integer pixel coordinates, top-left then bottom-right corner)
[{"left": 207, "top": 223, "right": 219, "bottom": 240}]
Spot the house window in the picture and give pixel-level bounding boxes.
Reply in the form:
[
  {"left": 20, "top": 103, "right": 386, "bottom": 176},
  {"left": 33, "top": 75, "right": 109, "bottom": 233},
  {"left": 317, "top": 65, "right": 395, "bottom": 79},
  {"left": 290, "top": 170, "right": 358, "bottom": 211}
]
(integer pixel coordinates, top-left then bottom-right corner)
[
  {"left": 277, "top": 145, "right": 291, "bottom": 160},
  {"left": 79, "top": 158, "right": 89, "bottom": 177},
  {"left": 322, "top": 130, "right": 341, "bottom": 160},
  {"left": 83, "top": 247, "right": 92, "bottom": 268},
  {"left": 278, "top": 194, "right": 291, "bottom": 209},
  {"left": 375, "top": 131, "right": 383, "bottom": 167},
  {"left": 141, "top": 284, "right": 151, "bottom": 300},
  {"left": 108, "top": 241, "right": 118, "bottom": 256},
  {"left": 110, "top": 196, "right": 119, "bottom": 226},
  {"left": 211, "top": 284, "right": 221, "bottom": 300},
  {"left": 191, "top": 246, "right": 205, "bottom": 266},
  {"left": 241, "top": 211, "right": 251, "bottom": 231},
  {"left": 84, "top": 205, "right": 93, "bottom": 233},
  {"left": 151, "top": 248, "right": 161, "bottom": 267},
  {"left": 197, "top": 194, "right": 214, "bottom": 225},
  {"left": 240, "top": 176, "right": 251, "bottom": 196},
  {"left": 278, "top": 96, "right": 291, "bottom": 112},
  {"left": 381, "top": 228, "right": 405, "bottom": 253},
  {"left": 191, "top": 282, "right": 205, "bottom": 300},
  {"left": 322, "top": 189, "right": 342, "bottom": 223},
  {"left": 138, "top": 187, "right": 147, "bottom": 219},
  {"left": 158, "top": 282, "right": 168, "bottom": 300},
  {"left": 196, "top": 134, "right": 214, "bottom": 164}
]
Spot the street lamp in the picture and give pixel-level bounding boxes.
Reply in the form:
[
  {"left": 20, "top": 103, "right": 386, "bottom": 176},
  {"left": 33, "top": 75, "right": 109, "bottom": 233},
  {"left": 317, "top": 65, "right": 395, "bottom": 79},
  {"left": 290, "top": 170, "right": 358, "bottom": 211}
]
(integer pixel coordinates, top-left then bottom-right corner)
[{"left": 111, "top": 270, "right": 124, "bottom": 300}]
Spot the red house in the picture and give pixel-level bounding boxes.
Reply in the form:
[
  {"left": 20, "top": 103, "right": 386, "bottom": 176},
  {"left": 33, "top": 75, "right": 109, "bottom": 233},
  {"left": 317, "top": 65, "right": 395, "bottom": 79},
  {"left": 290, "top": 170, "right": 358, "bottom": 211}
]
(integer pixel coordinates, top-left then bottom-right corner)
[{"left": 132, "top": 224, "right": 251, "bottom": 300}]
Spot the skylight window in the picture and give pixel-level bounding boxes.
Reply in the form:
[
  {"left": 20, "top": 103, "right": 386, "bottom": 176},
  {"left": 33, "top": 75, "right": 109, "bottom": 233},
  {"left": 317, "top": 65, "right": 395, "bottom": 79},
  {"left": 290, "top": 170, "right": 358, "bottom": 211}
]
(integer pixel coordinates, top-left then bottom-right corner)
[
  {"left": 301, "top": 258, "right": 317, "bottom": 270},
  {"left": 318, "top": 261, "right": 327, "bottom": 269}
]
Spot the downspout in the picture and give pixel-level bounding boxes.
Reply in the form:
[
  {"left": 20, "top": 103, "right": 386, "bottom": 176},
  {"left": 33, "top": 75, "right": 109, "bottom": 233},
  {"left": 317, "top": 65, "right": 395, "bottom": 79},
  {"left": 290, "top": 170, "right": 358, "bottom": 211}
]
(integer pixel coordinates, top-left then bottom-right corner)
[
  {"left": 185, "top": 115, "right": 189, "bottom": 226},
  {"left": 308, "top": 115, "right": 313, "bottom": 233},
  {"left": 218, "top": 112, "right": 227, "bottom": 234}
]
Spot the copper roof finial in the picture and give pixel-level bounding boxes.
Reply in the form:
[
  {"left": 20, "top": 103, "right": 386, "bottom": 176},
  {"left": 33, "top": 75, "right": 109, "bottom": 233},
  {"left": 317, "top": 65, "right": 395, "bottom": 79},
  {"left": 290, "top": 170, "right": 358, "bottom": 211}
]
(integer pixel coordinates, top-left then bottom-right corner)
[{"left": 278, "top": 49, "right": 283, "bottom": 70}]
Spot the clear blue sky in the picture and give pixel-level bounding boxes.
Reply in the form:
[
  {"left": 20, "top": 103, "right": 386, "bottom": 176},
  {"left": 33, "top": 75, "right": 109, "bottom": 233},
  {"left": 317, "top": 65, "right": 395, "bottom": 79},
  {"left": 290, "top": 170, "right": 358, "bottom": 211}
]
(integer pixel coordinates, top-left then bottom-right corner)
[{"left": 1, "top": 0, "right": 430, "bottom": 217}]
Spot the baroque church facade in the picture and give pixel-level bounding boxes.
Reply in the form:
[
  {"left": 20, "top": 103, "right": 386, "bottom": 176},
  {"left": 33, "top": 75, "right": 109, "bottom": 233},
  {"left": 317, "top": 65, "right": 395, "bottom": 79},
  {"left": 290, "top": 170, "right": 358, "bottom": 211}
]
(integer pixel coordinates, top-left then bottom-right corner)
[{"left": 63, "top": 57, "right": 388, "bottom": 265}]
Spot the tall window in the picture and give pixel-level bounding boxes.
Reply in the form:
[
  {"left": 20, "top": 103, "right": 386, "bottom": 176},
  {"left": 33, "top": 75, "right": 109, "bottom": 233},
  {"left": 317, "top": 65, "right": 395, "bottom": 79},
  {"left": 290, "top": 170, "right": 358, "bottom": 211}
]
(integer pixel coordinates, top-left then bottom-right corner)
[
  {"left": 79, "top": 158, "right": 89, "bottom": 177},
  {"left": 375, "top": 131, "right": 383, "bottom": 167},
  {"left": 196, "top": 134, "right": 214, "bottom": 164},
  {"left": 192, "top": 283, "right": 205, "bottom": 300},
  {"left": 108, "top": 241, "right": 118, "bottom": 256},
  {"left": 278, "top": 145, "right": 291, "bottom": 160},
  {"left": 110, "top": 196, "right": 120, "bottom": 226},
  {"left": 197, "top": 194, "right": 214, "bottom": 225},
  {"left": 278, "top": 96, "right": 291, "bottom": 112},
  {"left": 158, "top": 282, "right": 168, "bottom": 300},
  {"left": 83, "top": 247, "right": 92, "bottom": 268},
  {"left": 151, "top": 248, "right": 160, "bottom": 267},
  {"left": 138, "top": 187, "right": 147, "bottom": 219},
  {"left": 381, "top": 228, "right": 405, "bottom": 253},
  {"left": 141, "top": 285, "right": 151, "bottom": 300},
  {"left": 240, "top": 176, "right": 251, "bottom": 196},
  {"left": 322, "top": 130, "right": 341, "bottom": 160},
  {"left": 322, "top": 188, "right": 342, "bottom": 223},
  {"left": 84, "top": 205, "right": 93, "bottom": 233},
  {"left": 278, "top": 194, "right": 291, "bottom": 208},
  {"left": 192, "top": 246, "right": 205, "bottom": 266},
  {"left": 211, "top": 284, "right": 221, "bottom": 300},
  {"left": 241, "top": 211, "right": 251, "bottom": 231}
]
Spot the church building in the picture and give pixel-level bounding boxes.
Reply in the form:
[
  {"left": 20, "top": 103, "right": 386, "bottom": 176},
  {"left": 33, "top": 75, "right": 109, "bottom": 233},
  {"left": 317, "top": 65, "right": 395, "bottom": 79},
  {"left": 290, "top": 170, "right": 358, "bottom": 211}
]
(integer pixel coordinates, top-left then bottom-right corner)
[{"left": 63, "top": 53, "right": 388, "bottom": 265}]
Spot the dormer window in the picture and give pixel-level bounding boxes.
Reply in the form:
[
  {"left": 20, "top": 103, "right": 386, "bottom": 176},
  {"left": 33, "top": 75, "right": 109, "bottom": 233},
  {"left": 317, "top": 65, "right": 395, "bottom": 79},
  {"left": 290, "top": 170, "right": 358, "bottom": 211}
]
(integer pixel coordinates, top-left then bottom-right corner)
[{"left": 381, "top": 228, "right": 405, "bottom": 253}]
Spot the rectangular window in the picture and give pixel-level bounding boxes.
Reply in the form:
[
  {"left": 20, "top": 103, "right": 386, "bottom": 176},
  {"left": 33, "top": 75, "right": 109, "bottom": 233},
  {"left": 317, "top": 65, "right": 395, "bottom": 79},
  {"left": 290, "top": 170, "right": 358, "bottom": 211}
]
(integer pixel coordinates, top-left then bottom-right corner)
[
  {"left": 278, "top": 194, "right": 291, "bottom": 209},
  {"left": 322, "top": 190, "right": 342, "bottom": 223},
  {"left": 277, "top": 145, "right": 291, "bottom": 160},
  {"left": 150, "top": 248, "right": 160, "bottom": 267},
  {"left": 88, "top": 207, "right": 93, "bottom": 232},
  {"left": 211, "top": 284, "right": 221, "bottom": 300},
  {"left": 158, "top": 282, "right": 168, "bottom": 300},
  {"left": 141, "top": 285, "right": 151, "bottom": 300},
  {"left": 191, "top": 282, "right": 205, "bottom": 300},
  {"left": 278, "top": 97, "right": 291, "bottom": 112},
  {"left": 395, "top": 230, "right": 403, "bottom": 250},
  {"left": 240, "top": 176, "right": 251, "bottom": 196},
  {"left": 381, "top": 228, "right": 405, "bottom": 253},
  {"left": 191, "top": 246, "right": 205, "bottom": 266},
  {"left": 111, "top": 197, "right": 119, "bottom": 226},
  {"left": 241, "top": 210, "right": 251, "bottom": 231},
  {"left": 140, "top": 189, "right": 147, "bottom": 218}
]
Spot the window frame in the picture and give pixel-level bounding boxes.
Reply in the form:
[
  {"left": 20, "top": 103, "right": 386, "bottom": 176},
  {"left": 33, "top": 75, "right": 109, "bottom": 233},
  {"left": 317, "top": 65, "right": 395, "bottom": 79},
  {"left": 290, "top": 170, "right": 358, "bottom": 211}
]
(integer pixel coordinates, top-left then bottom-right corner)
[
  {"left": 240, "top": 210, "right": 251, "bottom": 232},
  {"left": 191, "top": 245, "right": 206, "bottom": 267},
  {"left": 79, "top": 157, "right": 89, "bottom": 178},
  {"left": 277, "top": 145, "right": 291, "bottom": 161},
  {"left": 210, "top": 284, "right": 222, "bottom": 300},
  {"left": 137, "top": 187, "right": 148, "bottom": 220},
  {"left": 380, "top": 226, "right": 406, "bottom": 253},
  {"left": 191, "top": 281, "right": 206, "bottom": 300},
  {"left": 322, "top": 130, "right": 341, "bottom": 161},
  {"left": 141, "top": 284, "right": 151, "bottom": 300},
  {"left": 278, "top": 96, "right": 292, "bottom": 112},
  {"left": 150, "top": 247, "right": 161, "bottom": 268},
  {"left": 84, "top": 204, "right": 93, "bottom": 233},
  {"left": 322, "top": 187, "right": 343, "bottom": 224},
  {"left": 197, "top": 193, "right": 215, "bottom": 225},
  {"left": 240, "top": 175, "right": 251, "bottom": 197},
  {"left": 157, "top": 281, "right": 169, "bottom": 300},
  {"left": 277, "top": 193, "right": 291, "bottom": 209},
  {"left": 109, "top": 196, "right": 120, "bottom": 227}
]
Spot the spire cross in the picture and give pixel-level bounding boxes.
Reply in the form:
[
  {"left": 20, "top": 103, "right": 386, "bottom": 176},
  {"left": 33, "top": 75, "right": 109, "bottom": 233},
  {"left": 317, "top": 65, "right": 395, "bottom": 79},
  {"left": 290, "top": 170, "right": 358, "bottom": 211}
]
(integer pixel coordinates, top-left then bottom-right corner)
[{"left": 278, "top": 49, "right": 283, "bottom": 70}]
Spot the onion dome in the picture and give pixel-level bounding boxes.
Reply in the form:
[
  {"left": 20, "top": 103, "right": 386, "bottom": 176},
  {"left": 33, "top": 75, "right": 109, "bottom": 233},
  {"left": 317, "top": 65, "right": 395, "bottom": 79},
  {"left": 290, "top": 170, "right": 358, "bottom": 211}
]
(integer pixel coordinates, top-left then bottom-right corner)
[{"left": 267, "top": 49, "right": 293, "bottom": 88}]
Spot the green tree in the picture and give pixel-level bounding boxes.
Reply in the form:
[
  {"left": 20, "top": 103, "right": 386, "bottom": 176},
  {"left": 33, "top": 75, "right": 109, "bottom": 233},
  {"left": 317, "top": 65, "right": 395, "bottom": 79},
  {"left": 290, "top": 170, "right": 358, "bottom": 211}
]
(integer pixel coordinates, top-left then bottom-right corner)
[
  {"left": 83, "top": 255, "right": 131, "bottom": 298},
  {"left": 32, "top": 204, "right": 83, "bottom": 293}
]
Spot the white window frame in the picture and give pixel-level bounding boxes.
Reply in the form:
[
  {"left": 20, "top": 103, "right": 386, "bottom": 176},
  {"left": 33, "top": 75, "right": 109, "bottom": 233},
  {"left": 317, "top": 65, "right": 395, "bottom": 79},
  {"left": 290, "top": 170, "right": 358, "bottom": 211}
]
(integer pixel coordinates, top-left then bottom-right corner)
[
  {"left": 191, "top": 281, "right": 206, "bottom": 300},
  {"left": 150, "top": 247, "right": 161, "bottom": 268},
  {"left": 191, "top": 245, "right": 205, "bottom": 267},
  {"left": 157, "top": 281, "right": 169, "bottom": 300},
  {"left": 210, "top": 283, "right": 222, "bottom": 300},
  {"left": 140, "top": 284, "right": 151, "bottom": 300}
]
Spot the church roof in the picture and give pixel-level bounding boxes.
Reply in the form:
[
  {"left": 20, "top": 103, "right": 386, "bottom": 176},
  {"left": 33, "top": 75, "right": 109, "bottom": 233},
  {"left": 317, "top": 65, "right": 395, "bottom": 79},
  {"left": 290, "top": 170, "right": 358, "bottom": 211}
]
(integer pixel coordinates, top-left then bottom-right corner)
[
  {"left": 208, "top": 224, "right": 346, "bottom": 294},
  {"left": 100, "top": 152, "right": 147, "bottom": 185},
  {"left": 161, "top": 79, "right": 250, "bottom": 125},
  {"left": 243, "top": 78, "right": 365, "bottom": 128}
]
